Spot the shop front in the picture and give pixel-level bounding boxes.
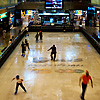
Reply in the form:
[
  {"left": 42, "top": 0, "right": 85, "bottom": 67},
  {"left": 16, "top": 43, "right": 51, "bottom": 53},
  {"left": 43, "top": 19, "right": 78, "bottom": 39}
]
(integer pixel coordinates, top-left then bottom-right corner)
[
  {"left": 39, "top": 10, "right": 69, "bottom": 26},
  {"left": 14, "top": 10, "right": 22, "bottom": 27},
  {"left": 70, "top": 10, "right": 87, "bottom": 27},
  {"left": 9, "top": 10, "right": 15, "bottom": 29},
  {"left": 0, "top": 10, "right": 10, "bottom": 33},
  {"left": 21, "top": 10, "right": 41, "bottom": 26}
]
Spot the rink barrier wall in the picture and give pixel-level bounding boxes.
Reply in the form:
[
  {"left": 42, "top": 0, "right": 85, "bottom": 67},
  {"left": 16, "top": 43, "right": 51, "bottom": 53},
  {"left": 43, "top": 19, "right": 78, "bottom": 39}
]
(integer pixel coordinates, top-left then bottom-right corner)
[
  {"left": 82, "top": 28, "right": 100, "bottom": 54},
  {"left": 28, "top": 25, "right": 74, "bottom": 32},
  {"left": 0, "top": 29, "right": 26, "bottom": 68}
]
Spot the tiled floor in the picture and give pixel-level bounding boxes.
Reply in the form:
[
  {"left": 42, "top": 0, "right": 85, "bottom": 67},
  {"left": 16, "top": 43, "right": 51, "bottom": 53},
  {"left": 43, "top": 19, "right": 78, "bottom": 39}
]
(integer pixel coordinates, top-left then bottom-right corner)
[{"left": 0, "top": 32, "right": 100, "bottom": 100}]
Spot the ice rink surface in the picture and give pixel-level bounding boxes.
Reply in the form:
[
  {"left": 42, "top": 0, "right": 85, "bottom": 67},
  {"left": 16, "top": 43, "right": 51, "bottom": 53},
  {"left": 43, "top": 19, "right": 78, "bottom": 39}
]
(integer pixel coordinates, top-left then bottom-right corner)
[{"left": 0, "top": 32, "right": 100, "bottom": 100}]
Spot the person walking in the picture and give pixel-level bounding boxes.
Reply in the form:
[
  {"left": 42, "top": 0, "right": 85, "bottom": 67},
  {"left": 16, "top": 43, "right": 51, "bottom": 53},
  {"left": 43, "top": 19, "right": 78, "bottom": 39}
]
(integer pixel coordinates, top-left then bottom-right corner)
[
  {"left": 79, "top": 70, "right": 93, "bottom": 100},
  {"left": 47, "top": 45, "right": 57, "bottom": 61},
  {"left": 25, "top": 39, "right": 30, "bottom": 50},
  {"left": 11, "top": 75, "right": 27, "bottom": 95}
]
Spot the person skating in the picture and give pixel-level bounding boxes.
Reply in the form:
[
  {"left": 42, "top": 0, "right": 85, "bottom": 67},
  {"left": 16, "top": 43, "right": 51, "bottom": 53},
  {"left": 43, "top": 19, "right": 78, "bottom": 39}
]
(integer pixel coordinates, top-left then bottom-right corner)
[
  {"left": 35, "top": 32, "right": 39, "bottom": 42},
  {"left": 79, "top": 70, "right": 93, "bottom": 100},
  {"left": 21, "top": 41, "right": 26, "bottom": 57},
  {"left": 47, "top": 45, "right": 57, "bottom": 61},
  {"left": 39, "top": 30, "right": 43, "bottom": 40},
  {"left": 25, "top": 39, "right": 30, "bottom": 50},
  {"left": 11, "top": 75, "right": 27, "bottom": 95}
]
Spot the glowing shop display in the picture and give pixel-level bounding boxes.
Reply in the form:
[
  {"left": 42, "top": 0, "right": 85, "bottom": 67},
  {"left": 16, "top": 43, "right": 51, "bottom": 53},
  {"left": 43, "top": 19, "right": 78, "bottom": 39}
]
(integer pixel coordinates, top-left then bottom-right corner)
[
  {"left": 88, "top": 7, "right": 95, "bottom": 11},
  {"left": 75, "top": 10, "right": 82, "bottom": 15},
  {"left": 25, "top": 10, "right": 36, "bottom": 15},
  {"left": 39, "top": 13, "right": 69, "bottom": 15},
  {"left": 0, "top": 12, "right": 7, "bottom": 19}
]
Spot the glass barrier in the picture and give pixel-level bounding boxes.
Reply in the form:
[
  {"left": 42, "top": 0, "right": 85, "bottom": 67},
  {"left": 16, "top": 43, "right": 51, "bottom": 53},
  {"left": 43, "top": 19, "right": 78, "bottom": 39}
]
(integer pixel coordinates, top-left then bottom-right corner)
[{"left": 0, "top": 28, "right": 25, "bottom": 60}]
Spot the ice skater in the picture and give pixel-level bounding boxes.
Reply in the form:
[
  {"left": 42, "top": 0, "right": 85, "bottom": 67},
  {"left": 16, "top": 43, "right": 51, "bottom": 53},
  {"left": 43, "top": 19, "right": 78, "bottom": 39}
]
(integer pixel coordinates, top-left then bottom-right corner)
[
  {"left": 25, "top": 39, "right": 30, "bottom": 50},
  {"left": 39, "top": 30, "right": 43, "bottom": 40},
  {"left": 47, "top": 45, "right": 57, "bottom": 61},
  {"left": 21, "top": 41, "right": 26, "bottom": 57},
  {"left": 35, "top": 32, "right": 39, "bottom": 42},
  {"left": 11, "top": 75, "right": 27, "bottom": 95},
  {"left": 79, "top": 70, "right": 93, "bottom": 100}
]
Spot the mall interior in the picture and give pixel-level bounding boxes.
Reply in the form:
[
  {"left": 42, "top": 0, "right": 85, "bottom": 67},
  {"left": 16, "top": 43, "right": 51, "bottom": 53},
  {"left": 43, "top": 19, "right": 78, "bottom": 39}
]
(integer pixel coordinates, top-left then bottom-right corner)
[{"left": 0, "top": 0, "right": 100, "bottom": 100}]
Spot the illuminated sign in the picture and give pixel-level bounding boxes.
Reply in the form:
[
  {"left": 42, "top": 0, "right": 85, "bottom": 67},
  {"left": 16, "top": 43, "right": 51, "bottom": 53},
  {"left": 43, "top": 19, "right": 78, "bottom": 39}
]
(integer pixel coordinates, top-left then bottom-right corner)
[
  {"left": 45, "top": 0, "right": 62, "bottom": 9},
  {"left": 75, "top": 10, "right": 82, "bottom": 15},
  {"left": 0, "top": 12, "right": 7, "bottom": 19},
  {"left": 39, "top": 13, "right": 69, "bottom": 15},
  {"left": 25, "top": 10, "right": 36, "bottom": 15},
  {"left": 88, "top": 7, "right": 95, "bottom": 11}
]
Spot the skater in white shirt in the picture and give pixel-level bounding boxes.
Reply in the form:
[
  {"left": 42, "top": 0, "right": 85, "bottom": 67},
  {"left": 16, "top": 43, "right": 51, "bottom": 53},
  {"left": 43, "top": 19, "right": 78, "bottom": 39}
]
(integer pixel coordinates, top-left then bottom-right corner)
[{"left": 12, "top": 75, "right": 27, "bottom": 95}]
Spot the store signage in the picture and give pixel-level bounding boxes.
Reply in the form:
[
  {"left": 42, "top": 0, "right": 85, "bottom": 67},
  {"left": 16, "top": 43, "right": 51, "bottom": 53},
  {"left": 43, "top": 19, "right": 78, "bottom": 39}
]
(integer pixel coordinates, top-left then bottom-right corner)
[
  {"left": 88, "top": 7, "right": 95, "bottom": 11},
  {"left": 75, "top": 10, "right": 82, "bottom": 15},
  {"left": 39, "top": 13, "right": 69, "bottom": 15},
  {"left": 0, "top": 12, "right": 7, "bottom": 19},
  {"left": 25, "top": 10, "right": 36, "bottom": 15}
]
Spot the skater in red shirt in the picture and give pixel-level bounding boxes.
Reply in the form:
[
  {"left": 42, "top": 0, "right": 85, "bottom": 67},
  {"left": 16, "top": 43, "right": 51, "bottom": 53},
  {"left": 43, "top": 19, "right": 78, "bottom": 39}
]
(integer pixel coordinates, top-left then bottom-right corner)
[{"left": 79, "top": 70, "right": 93, "bottom": 100}]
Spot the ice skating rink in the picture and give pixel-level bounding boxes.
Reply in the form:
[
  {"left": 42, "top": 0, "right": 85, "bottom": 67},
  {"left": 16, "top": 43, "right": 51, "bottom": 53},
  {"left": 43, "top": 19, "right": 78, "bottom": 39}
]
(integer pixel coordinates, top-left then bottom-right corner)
[{"left": 0, "top": 32, "right": 100, "bottom": 100}]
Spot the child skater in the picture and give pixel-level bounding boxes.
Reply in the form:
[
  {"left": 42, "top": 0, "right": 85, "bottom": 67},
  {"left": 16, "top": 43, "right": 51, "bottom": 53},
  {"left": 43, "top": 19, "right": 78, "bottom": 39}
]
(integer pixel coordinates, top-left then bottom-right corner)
[{"left": 11, "top": 75, "right": 27, "bottom": 95}]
